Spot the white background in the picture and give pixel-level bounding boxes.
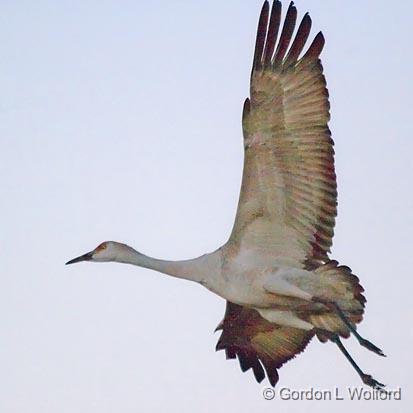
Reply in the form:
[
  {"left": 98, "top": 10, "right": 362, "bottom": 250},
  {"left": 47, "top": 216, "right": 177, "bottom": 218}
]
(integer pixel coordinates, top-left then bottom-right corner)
[{"left": 1, "top": 1, "right": 411, "bottom": 412}]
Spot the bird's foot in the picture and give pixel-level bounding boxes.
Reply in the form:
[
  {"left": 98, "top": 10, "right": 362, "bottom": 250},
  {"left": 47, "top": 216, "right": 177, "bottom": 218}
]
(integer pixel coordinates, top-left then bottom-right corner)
[
  {"left": 359, "top": 338, "right": 386, "bottom": 357},
  {"left": 361, "top": 374, "right": 386, "bottom": 391}
]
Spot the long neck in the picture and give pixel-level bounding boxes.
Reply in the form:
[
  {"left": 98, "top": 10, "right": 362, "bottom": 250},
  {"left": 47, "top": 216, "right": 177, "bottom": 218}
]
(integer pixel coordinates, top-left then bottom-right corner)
[{"left": 116, "top": 247, "right": 221, "bottom": 284}]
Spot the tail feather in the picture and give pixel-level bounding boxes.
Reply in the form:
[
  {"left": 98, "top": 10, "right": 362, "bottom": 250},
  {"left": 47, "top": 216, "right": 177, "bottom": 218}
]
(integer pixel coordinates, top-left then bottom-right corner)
[{"left": 308, "top": 260, "right": 365, "bottom": 340}]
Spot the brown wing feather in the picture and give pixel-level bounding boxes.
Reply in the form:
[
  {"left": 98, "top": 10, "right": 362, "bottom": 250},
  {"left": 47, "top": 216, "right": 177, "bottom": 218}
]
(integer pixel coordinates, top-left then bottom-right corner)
[
  {"left": 229, "top": 1, "right": 336, "bottom": 267},
  {"left": 273, "top": 2, "right": 297, "bottom": 64},
  {"left": 263, "top": 1, "right": 281, "bottom": 67},
  {"left": 216, "top": 302, "right": 314, "bottom": 386},
  {"left": 284, "top": 12, "right": 311, "bottom": 66},
  {"left": 253, "top": 1, "right": 270, "bottom": 71}
]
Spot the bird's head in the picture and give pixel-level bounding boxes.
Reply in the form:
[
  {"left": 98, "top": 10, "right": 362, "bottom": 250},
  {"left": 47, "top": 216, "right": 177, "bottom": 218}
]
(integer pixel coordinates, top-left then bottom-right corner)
[{"left": 66, "top": 241, "right": 133, "bottom": 265}]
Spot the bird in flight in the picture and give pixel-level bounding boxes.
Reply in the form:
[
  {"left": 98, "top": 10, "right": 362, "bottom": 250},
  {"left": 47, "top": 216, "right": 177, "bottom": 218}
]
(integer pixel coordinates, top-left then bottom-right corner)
[{"left": 67, "top": 1, "right": 385, "bottom": 389}]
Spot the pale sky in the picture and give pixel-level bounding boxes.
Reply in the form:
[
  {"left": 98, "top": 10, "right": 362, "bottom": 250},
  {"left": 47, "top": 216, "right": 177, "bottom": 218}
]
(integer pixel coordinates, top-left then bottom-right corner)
[{"left": 1, "top": 1, "right": 412, "bottom": 412}]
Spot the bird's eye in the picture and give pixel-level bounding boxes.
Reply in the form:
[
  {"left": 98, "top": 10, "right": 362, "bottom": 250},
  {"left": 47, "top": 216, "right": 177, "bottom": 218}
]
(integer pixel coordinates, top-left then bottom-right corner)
[{"left": 96, "top": 243, "right": 107, "bottom": 252}]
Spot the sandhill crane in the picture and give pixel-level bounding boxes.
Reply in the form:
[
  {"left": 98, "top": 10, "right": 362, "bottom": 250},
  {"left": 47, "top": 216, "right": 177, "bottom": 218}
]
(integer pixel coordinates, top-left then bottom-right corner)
[{"left": 67, "top": 1, "right": 385, "bottom": 389}]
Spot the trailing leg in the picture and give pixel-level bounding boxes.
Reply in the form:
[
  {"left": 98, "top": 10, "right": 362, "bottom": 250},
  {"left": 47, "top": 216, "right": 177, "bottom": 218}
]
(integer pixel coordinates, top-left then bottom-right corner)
[
  {"left": 313, "top": 297, "right": 385, "bottom": 357},
  {"left": 328, "top": 332, "right": 385, "bottom": 390}
]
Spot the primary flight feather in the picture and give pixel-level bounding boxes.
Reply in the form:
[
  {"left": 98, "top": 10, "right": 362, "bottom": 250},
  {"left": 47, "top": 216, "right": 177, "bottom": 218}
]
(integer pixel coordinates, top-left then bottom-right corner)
[{"left": 67, "top": 1, "right": 385, "bottom": 389}]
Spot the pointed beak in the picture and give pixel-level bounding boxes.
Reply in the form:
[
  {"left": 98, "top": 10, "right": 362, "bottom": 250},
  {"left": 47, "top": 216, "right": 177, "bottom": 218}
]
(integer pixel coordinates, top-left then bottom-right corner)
[{"left": 65, "top": 251, "right": 94, "bottom": 265}]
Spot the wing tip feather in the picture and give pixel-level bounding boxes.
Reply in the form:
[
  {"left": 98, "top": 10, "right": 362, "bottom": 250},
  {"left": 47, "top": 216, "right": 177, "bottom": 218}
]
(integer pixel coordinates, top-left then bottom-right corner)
[
  {"left": 216, "top": 303, "right": 315, "bottom": 387},
  {"left": 301, "top": 31, "right": 325, "bottom": 62},
  {"left": 253, "top": 1, "right": 271, "bottom": 71},
  {"left": 252, "top": 1, "right": 326, "bottom": 73}
]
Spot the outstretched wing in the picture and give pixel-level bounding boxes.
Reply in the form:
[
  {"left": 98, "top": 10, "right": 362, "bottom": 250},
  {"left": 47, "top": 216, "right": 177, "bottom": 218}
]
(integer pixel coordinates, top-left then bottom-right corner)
[
  {"left": 229, "top": 1, "right": 336, "bottom": 267},
  {"left": 216, "top": 302, "right": 314, "bottom": 386}
]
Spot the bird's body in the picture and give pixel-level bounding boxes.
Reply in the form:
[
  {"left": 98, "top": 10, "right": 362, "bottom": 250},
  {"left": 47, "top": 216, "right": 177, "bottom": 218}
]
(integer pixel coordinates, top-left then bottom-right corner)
[{"left": 67, "top": 1, "right": 385, "bottom": 389}]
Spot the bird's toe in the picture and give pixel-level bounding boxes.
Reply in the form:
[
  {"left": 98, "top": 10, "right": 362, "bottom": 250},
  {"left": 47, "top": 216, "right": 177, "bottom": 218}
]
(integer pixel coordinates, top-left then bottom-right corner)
[
  {"left": 361, "top": 374, "right": 386, "bottom": 391},
  {"left": 360, "top": 338, "right": 386, "bottom": 357}
]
